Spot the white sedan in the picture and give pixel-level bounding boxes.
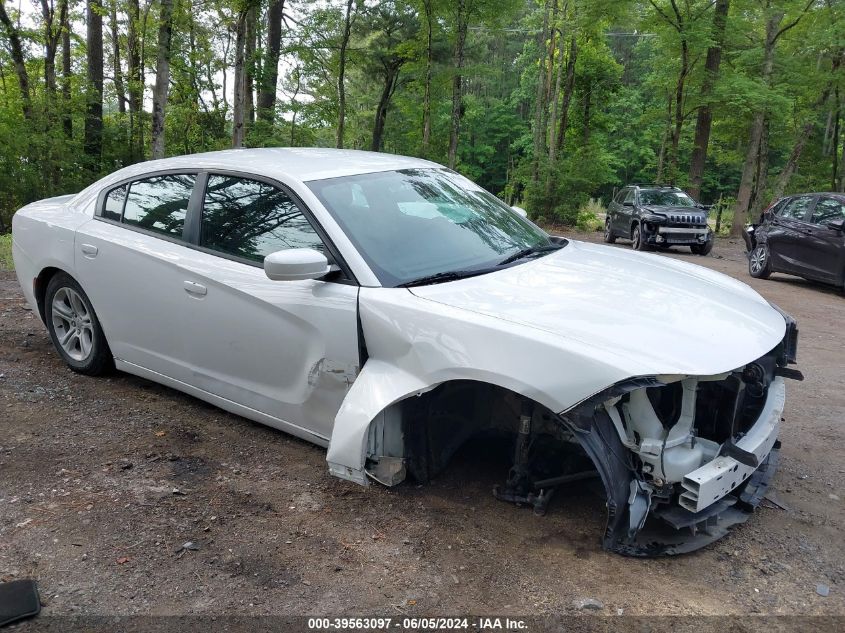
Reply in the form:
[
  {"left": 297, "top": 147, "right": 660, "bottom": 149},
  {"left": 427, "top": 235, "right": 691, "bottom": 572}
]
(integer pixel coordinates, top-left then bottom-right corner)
[{"left": 12, "top": 148, "right": 800, "bottom": 556}]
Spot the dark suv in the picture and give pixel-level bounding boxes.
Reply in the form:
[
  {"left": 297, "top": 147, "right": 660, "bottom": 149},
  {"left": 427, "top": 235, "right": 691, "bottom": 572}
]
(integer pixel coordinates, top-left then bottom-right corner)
[
  {"left": 605, "top": 185, "right": 714, "bottom": 255},
  {"left": 743, "top": 193, "right": 845, "bottom": 289}
]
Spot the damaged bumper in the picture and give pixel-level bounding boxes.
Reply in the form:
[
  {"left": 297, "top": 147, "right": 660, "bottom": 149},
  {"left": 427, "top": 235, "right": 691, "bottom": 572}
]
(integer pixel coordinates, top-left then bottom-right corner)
[
  {"left": 680, "top": 378, "right": 783, "bottom": 513},
  {"left": 561, "top": 354, "right": 791, "bottom": 557}
]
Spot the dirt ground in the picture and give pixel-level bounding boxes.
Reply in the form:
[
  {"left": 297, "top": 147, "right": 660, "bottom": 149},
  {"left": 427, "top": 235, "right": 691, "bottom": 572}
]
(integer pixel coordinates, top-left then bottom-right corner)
[{"left": 1, "top": 232, "right": 843, "bottom": 622}]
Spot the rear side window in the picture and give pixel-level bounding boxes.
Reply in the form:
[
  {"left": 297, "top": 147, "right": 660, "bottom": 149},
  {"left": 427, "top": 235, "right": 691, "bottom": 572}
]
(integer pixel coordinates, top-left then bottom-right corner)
[
  {"left": 103, "top": 185, "right": 126, "bottom": 222},
  {"left": 123, "top": 174, "right": 195, "bottom": 237},
  {"left": 200, "top": 175, "right": 324, "bottom": 263},
  {"left": 810, "top": 197, "right": 845, "bottom": 225},
  {"left": 777, "top": 196, "right": 814, "bottom": 221}
]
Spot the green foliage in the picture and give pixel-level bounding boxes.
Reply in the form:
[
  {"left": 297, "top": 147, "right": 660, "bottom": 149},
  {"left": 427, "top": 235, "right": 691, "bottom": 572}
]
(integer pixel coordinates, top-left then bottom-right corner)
[
  {"left": 0, "top": 0, "right": 842, "bottom": 237},
  {"left": 0, "top": 233, "right": 12, "bottom": 270},
  {"left": 575, "top": 198, "right": 605, "bottom": 232}
]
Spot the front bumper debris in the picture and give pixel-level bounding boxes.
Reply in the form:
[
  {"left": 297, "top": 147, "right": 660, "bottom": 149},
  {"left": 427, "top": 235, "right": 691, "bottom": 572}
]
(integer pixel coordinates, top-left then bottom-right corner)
[{"left": 680, "top": 378, "right": 783, "bottom": 513}]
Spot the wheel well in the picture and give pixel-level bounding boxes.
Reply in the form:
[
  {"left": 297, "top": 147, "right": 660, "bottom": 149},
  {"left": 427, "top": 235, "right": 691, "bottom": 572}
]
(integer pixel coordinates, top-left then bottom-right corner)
[
  {"left": 364, "top": 380, "right": 593, "bottom": 488},
  {"left": 34, "top": 266, "right": 64, "bottom": 323},
  {"left": 630, "top": 220, "right": 639, "bottom": 237}
]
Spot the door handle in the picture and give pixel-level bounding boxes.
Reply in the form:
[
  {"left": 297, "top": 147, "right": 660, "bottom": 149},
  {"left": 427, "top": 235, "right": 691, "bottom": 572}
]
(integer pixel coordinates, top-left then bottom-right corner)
[
  {"left": 80, "top": 243, "right": 98, "bottom": 258},
  {"left": 183, "top": 281, "right": 207, "bottom": 296}
]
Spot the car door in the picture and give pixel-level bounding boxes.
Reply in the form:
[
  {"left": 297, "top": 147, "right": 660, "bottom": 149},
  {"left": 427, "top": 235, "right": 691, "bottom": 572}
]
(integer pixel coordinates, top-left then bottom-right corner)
[
  {"left": 74, "top": 172, "right": 199, "bottom": 382},
  {"left": 798, "top": 196, "right": 845, "bottom": 284},
  {"left": 178, "top": 172, "right": 360, "bottom": 442},
  {"left": 607, "top": 188, "right": 625, "bottom": 234},
  {"left": 766, "top": 194, "right": 817, "bottom": 274},
  {"left": 616, "top": 188, "right": 636, "bottom": 235}
]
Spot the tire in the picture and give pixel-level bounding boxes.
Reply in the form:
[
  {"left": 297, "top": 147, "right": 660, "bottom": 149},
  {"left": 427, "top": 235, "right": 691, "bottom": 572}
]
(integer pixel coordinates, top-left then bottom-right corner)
[
  {"left": 45, "top": 272, "right": 113, "bottom": 375},
  {"left": 631, "top": 224, "right": 649, "bottom": 251},
  {"left": 691, "top": 240, "right": 714, "bottom": 256},
  {"left": 748, "top": 244, "right": 772, "bottom": 279},
  {"left": 603, "top": 218, "right": 616, "bottom": 243}
]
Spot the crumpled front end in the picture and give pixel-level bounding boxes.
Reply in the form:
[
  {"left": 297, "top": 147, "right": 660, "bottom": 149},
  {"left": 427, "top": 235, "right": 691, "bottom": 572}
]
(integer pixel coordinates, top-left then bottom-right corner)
[{"left": 560, "top": 316, "right": 799, "bottom": 556}]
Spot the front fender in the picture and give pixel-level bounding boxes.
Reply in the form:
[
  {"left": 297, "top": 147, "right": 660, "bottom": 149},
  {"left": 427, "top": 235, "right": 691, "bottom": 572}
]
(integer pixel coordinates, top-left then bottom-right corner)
[
  {"left": 326, "top": 359, "right": 431, "bottom": 484},
  {"left": 326, "top": 287, "right": 637, "bottom": 484}
]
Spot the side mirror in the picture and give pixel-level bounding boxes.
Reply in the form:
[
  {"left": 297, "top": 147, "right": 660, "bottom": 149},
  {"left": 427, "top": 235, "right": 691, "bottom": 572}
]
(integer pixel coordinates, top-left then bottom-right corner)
[
  {"left": 264, "top": 248, "right": 330, "bottom": 281},
  {"left": 510, "top": 206, "right": 528, "bottom": 219},
  {"left": 826, "top": 217, "right": 845, "bottom": 232},
  {"left": 622, "top": 200, "right": 633, "bottom": 207}
]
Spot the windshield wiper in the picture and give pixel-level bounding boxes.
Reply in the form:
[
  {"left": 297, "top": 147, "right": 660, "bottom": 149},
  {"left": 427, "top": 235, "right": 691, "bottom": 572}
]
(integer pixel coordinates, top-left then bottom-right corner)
[
  {"left": 399, "top": 268, "right": 493, "bottom": 288},
  {"left": 497, "top": 243, "right": 563, "bottom": 267}
]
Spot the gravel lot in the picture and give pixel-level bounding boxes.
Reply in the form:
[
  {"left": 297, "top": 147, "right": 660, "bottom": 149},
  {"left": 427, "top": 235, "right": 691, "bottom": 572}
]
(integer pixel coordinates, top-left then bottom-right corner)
[{"left": 1, "top": 232, "right": 843, "bottom": 623}]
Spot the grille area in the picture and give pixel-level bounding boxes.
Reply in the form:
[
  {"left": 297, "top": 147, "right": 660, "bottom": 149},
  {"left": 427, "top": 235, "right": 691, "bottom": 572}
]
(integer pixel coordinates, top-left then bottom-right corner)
[{"left": 667, "top": 213, "right": 706, "bottom": 225}]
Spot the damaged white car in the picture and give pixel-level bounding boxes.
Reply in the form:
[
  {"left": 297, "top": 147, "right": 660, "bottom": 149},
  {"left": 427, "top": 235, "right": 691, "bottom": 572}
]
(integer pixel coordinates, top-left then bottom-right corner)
[{"left": 12, "top": 148, "right": 800, "bottom": 556}]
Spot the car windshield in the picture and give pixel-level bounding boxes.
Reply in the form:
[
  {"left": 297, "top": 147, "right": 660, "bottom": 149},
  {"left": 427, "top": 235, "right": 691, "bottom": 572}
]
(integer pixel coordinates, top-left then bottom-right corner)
[
  {"left": 639, "top": 190, "right": 696, "bottom": 207},
  {"left": 307, "top": 168, "right": 555, "bottom": 287}
]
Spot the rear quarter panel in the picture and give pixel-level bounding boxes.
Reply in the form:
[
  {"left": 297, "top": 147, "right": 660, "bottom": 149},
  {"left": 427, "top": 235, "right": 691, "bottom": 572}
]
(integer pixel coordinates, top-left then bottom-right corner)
[{"left": 11, "top": 195, "right": 92, "bottom": 316}]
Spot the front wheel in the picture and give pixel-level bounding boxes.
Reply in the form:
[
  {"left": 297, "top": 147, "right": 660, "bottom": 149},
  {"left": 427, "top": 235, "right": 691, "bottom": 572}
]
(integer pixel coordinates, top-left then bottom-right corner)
[
  {"left": 603, "top": 218, "right": 616, "bottom": 243},
  {"left": 631, "top": 225, "right": 650, "bottom": 251},
  {"left": 748, "top": 244, "right": 772, "bottom": 279},
  {"left": 45, "top": 273, "right": 113, "bottom": 375},
  {"left": 691, "top": 240, "right": 713, "bottom": 256}
]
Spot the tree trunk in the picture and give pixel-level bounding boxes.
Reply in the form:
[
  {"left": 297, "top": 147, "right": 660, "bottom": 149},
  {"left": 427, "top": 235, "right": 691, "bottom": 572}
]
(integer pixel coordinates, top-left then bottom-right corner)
[
  {"left": 771, "top": 66, "right": 838, "bottom": 200},
  {"left": 371, "top": 63, "right": 400, "bottom": 152},
  {"left": 232, "top": 9, "right": 247, "bottom": 148},
  {"left": 668, "top": 33, "right": 688, "bottom": 184},
  {"left": 833, "top": 88, "right": 841, "bottom": 191},
  {"left": 530, "top": 0, "right": 552, "bottom": 183},
  {"left": 127, "top": 0, "right": 142, "bottom": 158},
  {"left": 687, "top": 0, "right": 729, "bottom": 201},
  {"left": 151, "top": 0, "right": 175, "bottom": 159},
  {"left": 421, "top": 0, "right": 433, "bottom": 152},
  {"left": 61, "top": 8, "right": 73, "bottom": 138},
  {"left": 838, "top": 109, "right": 845, "bottom": 191},
  {"left": 447, "top": 0, "right": 468, "bottom": 168},
  {"left": 244, "top": 4, "right": 257, "bottom": 127},
  {"left": 40, "top": 0, "right": 67, "bottom": 99},
  {"left": 731, "top": 12, "right": 781, "bottom": 236},
  {"left": 110, "top": 1, "right": 127, "bottom": 114},
  {"left": 750, "top": 116, "right": 770, "bottom": 216},
  {"left": 0, "top": 3, "right": 34, "bottom": 120},
  {"left": 336, "top": 0, "right": 354, "bottom": 149},
  {"left": 257, "top": 0, "right": 284, "bottom": 122},
  {"left": 85, "top": 0, "right": 105, "bottom": 159},
  {"left": 555, "top": 34, "right": 577, "bottom": 155},
  {"left": 547, "top": 21, "right": 566, "bottom": 163}
]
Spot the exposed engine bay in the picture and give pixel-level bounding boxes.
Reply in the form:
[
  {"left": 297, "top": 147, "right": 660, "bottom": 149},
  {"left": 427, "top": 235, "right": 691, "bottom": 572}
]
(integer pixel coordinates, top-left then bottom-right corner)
[{"left": 363, "top": 317, "right": 800, "bottom": 556}]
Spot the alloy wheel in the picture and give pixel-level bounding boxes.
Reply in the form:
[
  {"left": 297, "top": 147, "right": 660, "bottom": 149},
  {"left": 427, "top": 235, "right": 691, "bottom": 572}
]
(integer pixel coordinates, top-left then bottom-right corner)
[
  {"left": 750, "top": 246, "right": 767, "bottom": 275},
  {"left": 51, "top": 287, "right": 94, "bottom": 361}
]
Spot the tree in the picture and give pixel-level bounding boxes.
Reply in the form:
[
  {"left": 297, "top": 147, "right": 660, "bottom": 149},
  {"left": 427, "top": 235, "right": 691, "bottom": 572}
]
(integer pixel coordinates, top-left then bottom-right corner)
[
  {"left": 151, "top": 0, "right": 176, "bottom": 158},
  {"left": 336, "top": 0, "right": 356, "bottom": 148},
  {"left": 84, "top": 0, "right": 105, "bottom": 159},
  {"left": 257, "top": 0, "right": 285, "bottom": 122},
  {"left": 687, "top": 0, "right": 729, "bottom": 201},
  {"left": 731, "top": 0, "right": 814, "bottom": 236},
  {"left": 0, "top": 1, "right": 34, "bottom": 120}
]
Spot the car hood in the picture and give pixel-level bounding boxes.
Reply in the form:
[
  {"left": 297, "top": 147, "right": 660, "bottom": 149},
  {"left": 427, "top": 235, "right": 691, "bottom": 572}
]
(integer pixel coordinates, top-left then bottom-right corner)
[{"left": 409, "top": 240, "right": 786, "bottom": 377}]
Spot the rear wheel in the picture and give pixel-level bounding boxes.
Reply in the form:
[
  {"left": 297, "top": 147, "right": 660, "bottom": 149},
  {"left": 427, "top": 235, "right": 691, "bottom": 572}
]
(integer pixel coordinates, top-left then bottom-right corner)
[
  {"left": 691, "top": 240, "right": 713, "bottom": 256},
  {"left": 603, "top": 218, "right": 616, "bottom": 243},
  {"left": 748, "top": 244, "right": 772, "bottom": 279},
  {"left": 631, "top": 225, "right": 649, "bottom": 251},
  {"left": 45, "top": 273, "right": 113, "bottom": 375}
]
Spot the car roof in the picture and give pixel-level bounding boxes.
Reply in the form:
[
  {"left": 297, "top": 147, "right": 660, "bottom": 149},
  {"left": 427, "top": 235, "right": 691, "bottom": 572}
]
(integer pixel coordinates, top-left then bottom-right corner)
[{"left": 97, "top": 148, "right": 442, "bottom": 185}]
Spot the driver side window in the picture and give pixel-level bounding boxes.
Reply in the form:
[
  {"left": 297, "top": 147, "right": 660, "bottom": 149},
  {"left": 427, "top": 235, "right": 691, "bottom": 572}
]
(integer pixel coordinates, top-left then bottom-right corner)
[
  {"left": 623, "top": 189, "right": 636, "bottom": 204},
  {"left": 200, "top": 174, "right": 325, "bottom": 263},
  {"left": 777, "top": 196, "right": 814, "bottom": 221}
]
